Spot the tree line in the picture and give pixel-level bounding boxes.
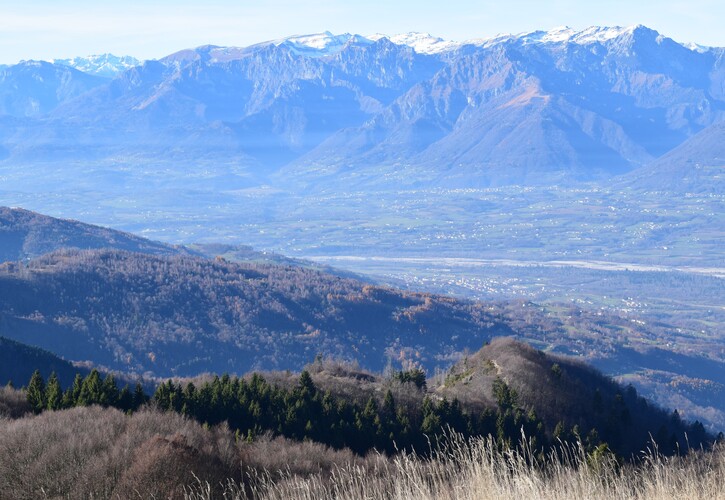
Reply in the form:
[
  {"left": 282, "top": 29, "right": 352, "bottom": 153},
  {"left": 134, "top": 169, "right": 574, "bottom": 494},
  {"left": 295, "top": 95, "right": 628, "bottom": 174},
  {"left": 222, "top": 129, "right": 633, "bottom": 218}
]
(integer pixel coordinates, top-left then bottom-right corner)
[
  {"left": 24, "top": 368, "right": 551, "bottom": 456},
  {"left": 26, "top": 369, "right": 148, "bottom": 414},
  {"left": 22, "top": 368, "right": 710, "bottom": 459}
]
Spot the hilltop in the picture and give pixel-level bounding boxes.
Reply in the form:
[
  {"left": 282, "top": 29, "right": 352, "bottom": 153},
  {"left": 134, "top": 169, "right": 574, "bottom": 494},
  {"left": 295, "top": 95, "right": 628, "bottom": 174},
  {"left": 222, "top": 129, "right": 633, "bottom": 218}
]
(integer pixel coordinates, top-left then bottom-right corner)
[
  {"left": 437, "top": 338, "right": 707, "bottom": 455},
  {"left": 0, "top": 206, "right": 187, "bottom": 261}
]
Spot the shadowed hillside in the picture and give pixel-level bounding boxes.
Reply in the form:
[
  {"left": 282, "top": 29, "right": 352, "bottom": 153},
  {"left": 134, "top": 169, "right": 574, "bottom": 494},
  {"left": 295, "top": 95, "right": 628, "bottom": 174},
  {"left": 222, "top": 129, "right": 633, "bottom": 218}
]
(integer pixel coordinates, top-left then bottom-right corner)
[
  {"left": 621, "top": 120, "right": 725, "bottom": 193},
  {"left": 0, "top": 336, "right": 85, "bottom": 388}
]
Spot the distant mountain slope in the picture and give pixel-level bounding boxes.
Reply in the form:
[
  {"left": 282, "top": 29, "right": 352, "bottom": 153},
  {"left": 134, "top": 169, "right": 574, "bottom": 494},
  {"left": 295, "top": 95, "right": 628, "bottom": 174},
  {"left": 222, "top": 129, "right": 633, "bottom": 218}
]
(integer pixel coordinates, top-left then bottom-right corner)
[
  {"left": 0, "top": 207, "right": 354, "bottom": 276},
  {"left": 0, "top": 61, "right": 106, "bottom": 118},
  {"left": 287, "top": 26, "right": 724, "bottom": 187},
  {"left": 0, "top": 249, "right": 510, "bottom": 377},
  {"left": 36, "top": 39, "right": 441, "bottom": 169},
  {"left": 621, "top": 120, "right": 725, "bottom": 192},
  {"left": 0, "top": 336, "right": 84, "bottom": 387},
  {"left": 0, "top": 26, "right": 722, "bottom": 187},
  {"left": 0, "top": 207, "right": 188, "bottom": 262}
]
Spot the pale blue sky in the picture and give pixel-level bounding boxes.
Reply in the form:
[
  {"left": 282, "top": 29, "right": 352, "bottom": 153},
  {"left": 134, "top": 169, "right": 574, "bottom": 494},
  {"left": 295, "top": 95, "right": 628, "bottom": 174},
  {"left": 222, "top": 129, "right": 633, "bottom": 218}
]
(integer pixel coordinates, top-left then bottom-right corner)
[{"left": 1, "top": 0, "right": 723, "bottom": 63}]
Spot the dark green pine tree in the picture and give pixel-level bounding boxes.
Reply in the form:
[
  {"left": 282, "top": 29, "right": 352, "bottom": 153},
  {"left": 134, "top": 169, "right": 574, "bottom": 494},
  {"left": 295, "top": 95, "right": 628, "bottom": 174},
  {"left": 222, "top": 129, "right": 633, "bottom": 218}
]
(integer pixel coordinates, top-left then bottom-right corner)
[
  {"left": 381, "top": 390, "right": 397, "bottom": 439},
  {"left": 420, "top": 397, "right": 443, "bottom": 440},
  {"left": 102, "top": 374, "right": 119, "bottom": 407},
  {"left": 118, "top": 385, "right": 134, "bottom": 412},
  {"left": 78, "top": 370, "right": 103, "bottom": 406},
  {"left": 62, "top": 374, "right": 83, "bottom": 408},
  {"left": 133, "top": 382, "right": 148, "bottom": 410},
  {"left": 45, "top": 372, "right": 63, "bottom": 411},
  {"left": 492, "top": 378, "right": 517, "bottom": 410},
  {"left": 153, "top": 380, "right": 173, "bottom": 411},
  {"left": 298, "top": 371, "right": 316, "bottom": 399},
  {"left": 26, "top": 370, "right": 46, "bottom": 414},
  {"left": 181, "top": 382, "right": 197, "bottom": 416}
]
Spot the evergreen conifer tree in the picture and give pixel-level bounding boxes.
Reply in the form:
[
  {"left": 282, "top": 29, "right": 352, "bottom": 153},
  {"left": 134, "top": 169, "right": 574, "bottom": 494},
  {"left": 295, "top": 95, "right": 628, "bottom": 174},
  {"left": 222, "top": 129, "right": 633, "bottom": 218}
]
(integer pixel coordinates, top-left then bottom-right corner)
[
  {"left": 45, "top": 372, "right": 63, "bottom": 411},
  {"left": 102, "top": 374, "right": 119, "bottom": 407},
  {"left": 133, "top": 382, "right": 147, "bottom": 410},
  {"left": 118, "top": 385, "right": 133, "bottom": 412},
  {"left": 26, "top": 370, "right": 46, "bottom": 413},
  {"left": 62, "top": 373, "right": 83, "bottom": 408},
  {"left": 78, "top": 370, "right": 103, "bottom": 406}
]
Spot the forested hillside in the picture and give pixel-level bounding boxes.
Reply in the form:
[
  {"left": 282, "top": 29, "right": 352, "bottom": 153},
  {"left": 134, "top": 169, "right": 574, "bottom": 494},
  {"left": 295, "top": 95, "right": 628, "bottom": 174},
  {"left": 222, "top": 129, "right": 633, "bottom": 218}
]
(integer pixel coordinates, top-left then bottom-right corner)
[{"left": 0, "top": 248, "right": 510, "bottom": 376}]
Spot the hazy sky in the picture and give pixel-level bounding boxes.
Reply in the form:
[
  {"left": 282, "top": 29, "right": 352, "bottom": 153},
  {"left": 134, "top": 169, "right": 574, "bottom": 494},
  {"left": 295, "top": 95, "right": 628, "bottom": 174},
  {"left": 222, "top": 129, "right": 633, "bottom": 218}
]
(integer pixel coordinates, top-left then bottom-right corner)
[{"left": 1, "top": 0, "right": 723, "bottom": 63}]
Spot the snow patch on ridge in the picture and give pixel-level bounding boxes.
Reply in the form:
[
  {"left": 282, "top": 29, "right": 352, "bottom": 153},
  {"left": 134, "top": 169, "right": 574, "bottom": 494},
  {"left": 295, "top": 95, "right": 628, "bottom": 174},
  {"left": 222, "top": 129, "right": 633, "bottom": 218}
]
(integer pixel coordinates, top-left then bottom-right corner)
[
  {"left": 467, "top": 25, "right": 648, "bottom": 48},
  {"left": 369, "top": 32, "right": 461, "bottom": 54},
  {"left": 272, "top": 32, "right": 373, "bottom": 57},
  {"left": 369, "top": 25, "right": 672, "bottom": 54},
  {"left": 53, "top": 54, "right": 140, "bottom": 78}
]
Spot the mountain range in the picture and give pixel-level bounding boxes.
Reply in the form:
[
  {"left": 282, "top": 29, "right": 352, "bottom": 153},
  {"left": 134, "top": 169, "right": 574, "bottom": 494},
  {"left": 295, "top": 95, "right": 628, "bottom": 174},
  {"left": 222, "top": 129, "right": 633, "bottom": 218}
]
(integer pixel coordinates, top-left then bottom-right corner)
[{"left": 0, "top": 25, "right": 722, "bottom": 190}]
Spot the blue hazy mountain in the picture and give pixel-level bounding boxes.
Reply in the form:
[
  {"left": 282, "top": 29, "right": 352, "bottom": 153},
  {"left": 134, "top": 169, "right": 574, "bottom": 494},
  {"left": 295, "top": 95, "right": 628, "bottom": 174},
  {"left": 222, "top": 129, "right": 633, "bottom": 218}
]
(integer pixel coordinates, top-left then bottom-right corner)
[
  {"left": 285, "top": 26, "right": 725, "bottom": 187},
  {"left": 0, "top": 61, "right": 106, "bottom": 118},
  {"left": 620, "top": 120, "right": 725, "bottom": 193},
  {"left": 0, "top": 26, "right": 723, "bottom": 188}
]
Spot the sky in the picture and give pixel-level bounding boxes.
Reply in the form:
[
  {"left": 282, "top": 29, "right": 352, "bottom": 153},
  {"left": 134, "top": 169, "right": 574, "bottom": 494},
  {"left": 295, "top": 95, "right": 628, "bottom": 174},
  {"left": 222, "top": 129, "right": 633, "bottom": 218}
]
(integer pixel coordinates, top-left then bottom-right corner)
[{"left": 0, "top": 0, "right": 723, "bottom": 63}]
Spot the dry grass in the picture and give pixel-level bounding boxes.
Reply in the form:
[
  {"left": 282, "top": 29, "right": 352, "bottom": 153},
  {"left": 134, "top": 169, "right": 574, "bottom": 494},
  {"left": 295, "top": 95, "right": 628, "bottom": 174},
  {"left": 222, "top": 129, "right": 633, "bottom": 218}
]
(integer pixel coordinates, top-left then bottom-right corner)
[
  {"left": 2, "top": 403, "right": 723, "bottom": 499},
  {"left": 0, "top": 406, "right": 240, "bottom": 499},
  {"left": 187, "top": 434, "right": 725, "bottom": 500}
]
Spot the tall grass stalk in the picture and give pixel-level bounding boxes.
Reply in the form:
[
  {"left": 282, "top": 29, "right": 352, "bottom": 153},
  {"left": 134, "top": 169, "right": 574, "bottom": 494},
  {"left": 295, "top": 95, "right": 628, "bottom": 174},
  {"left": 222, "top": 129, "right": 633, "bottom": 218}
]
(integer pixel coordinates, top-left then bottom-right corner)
[{"left": 186, "top": 433, "right": 725, "bottom": 500}]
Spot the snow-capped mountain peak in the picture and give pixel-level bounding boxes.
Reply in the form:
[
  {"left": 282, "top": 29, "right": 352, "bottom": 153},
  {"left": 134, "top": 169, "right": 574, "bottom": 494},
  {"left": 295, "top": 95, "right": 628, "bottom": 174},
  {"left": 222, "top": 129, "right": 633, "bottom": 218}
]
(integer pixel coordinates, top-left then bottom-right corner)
[
  {"left": 683, "top": 41, "right": 712, "bottom": 53},
  {"left": 468, "top": 24, "right": 656, "bottom": 48},
  {"left": 53, "top": 54, "right": 140, "bottom": 78},
  {"left": 365, "top": 26, "right": 658, "bottom": 54},
  {"left": 368, "top": 32, "right": 461, "bottom": 54},
  {"left": 526, "top": 25, "right": 640, "bottom": 44},
  {"left": 273, "top": 32, "right": 373, "bottom": 57}
]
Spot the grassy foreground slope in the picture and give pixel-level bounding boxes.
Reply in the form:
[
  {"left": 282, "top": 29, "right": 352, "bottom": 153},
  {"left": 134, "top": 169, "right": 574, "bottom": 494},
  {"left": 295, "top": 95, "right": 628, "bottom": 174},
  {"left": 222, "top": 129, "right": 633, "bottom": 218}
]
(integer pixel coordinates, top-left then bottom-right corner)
[
  {"left": 0, "top": 393, "right": 721, "bottom": 500},
  {"left": 191, "top": 437, "right": 725, "bottom": 500}
]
